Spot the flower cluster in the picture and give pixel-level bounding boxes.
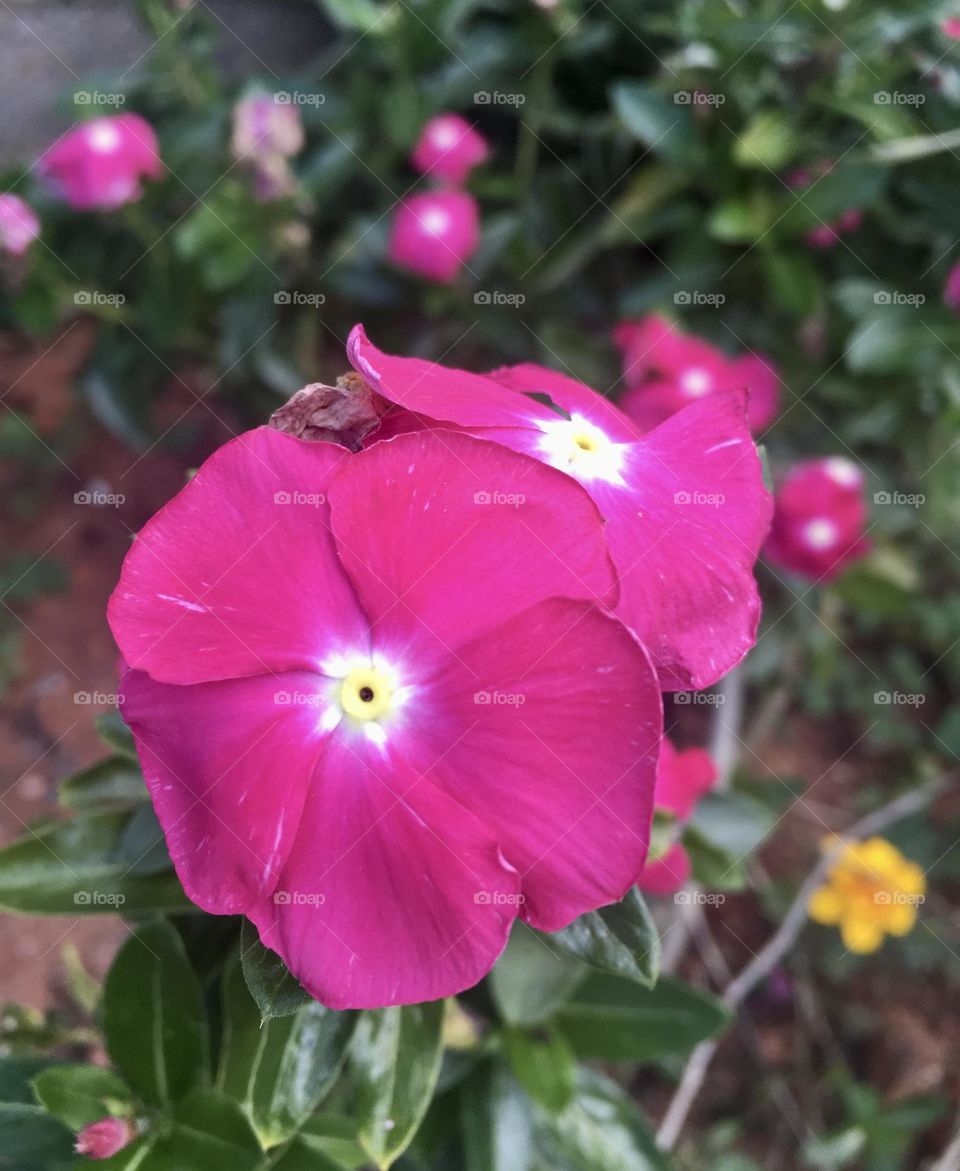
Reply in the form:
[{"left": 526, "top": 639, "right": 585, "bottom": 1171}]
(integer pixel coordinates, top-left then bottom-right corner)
[{"left": 110, "top": 326, "right": 771, "bottom": 1008}]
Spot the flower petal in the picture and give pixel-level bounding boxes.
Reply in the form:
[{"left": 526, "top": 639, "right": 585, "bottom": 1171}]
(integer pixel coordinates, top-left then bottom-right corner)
[
  {"left": 326, "top": 429, "right": 617, "bottom": 668},
  {"left": 108, "top": 427, "right": 368, "bottom": 684},
  {"left": 248, "top": 731, "right": 519, "bottom": 1008},
  {"left": 635, "top": 842, "right": 691, "bottom": 896},
  {"left": 414, "top": 597, "right": 661, "bottom": 931},
  {"left": 487, "top": 363, "right": 642, "bottom": 442}
]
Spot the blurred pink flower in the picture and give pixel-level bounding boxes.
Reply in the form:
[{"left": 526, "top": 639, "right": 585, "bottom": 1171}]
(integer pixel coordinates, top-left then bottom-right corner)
[
  {"left": 764, "top": 456, "right": 870, "bottom": 581},
  {"left": 232, "top": 93, "right": 304, "bottom": 201},
  {"left": 941, "top": 16, "right": 960, "bottom": 37},
  {"left": 944, "top": 260, "right": 960, "bottom": 312},
  {"left": 613, "top": 314, "right": 780, "bottom": 433},
  {"left": 805, "top": 208, "right": 863, "bottom": 250},
  {"left": 411, "top": 113, "right": 489, "bottom": 186},
  {"left": 75, "top": 1118, "right": 136, "bottom": 1160},
  {"left": 40, "top": 115, "right": 162, "bottom": 210},
  {"left": 0, "top": 193, "right": 40, "bottom": 255},
  {"left": 388, "top": 190, "right": 479, "bottom": 282}
]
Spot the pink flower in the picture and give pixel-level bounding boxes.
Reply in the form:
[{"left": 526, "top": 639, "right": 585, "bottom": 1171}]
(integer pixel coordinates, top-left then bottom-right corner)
[
  {"left": 40, "top": 115, "right": 162, "bottom": 210},
  {"left": 411, "top": 114, "right": 489, "bottom": 186},
  {"left": 942, "top": 16, "right": 960, "bottom": 37},
  {"left": 613, "top": 315, "right": 780, "bottom": 433},
  {"left": 636, "top": 738, "right": 717, "bottom": 896},
  {"left": 764, "top": 457, "right": 870, "bottom": 582},
  {"left": 388, "top": 191, "right": 479, "bottom": 283},
  {"left": 944, "top": 261, "right": 960, "bottom": 313},
  {"left": 0, "top": 194, "right": 40, "bottom": 255},
  {"left": 232, "top": 93, "right": 304, "bottom": 201},
  {"left": 349, "top": 326, "right": 772, "bottom": 692},
  {"left": 109, "top": 427, "right": 663, "bottom": 1008},
  {"left": 75, "top": 1118, "right": 136, "bottom": 1160}
]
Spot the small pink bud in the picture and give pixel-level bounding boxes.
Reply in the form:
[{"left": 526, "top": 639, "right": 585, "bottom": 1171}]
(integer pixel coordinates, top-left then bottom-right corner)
[
  {"left": 75, "top": 1117, "right": 136, "bottom": 1160},
  {"left": 388, "top": 190, "right": 479, "bottom": 283},
  {"left": 410, "top": 114, "right": 489, "bottom": 186},
  {"left": 0, "top": 194, "right": 40, "bottom": 255}
]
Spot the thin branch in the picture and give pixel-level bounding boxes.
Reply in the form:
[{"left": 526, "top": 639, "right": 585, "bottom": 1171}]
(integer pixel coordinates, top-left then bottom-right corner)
[{"left": 656, "top": 772, "right": 951, "bottom": 1152}]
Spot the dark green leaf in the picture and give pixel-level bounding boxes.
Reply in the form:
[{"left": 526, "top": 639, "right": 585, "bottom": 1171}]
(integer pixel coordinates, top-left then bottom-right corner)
[
  {"left": 239, "top": 919, "right": 312, "bottom": 1020},
  {"left": 0, "top": 1102, "right": 76, "bottom": 1164},
  {"left": 502, "top": 1028, "right": 574, "bottom": 1114},
  {"left": 610, "top": 81, "right": 697, "bottom": 164},
  {"left": 59, "top": 757, "right": 147, "bottom": 811},
  {"left": 460, "top": 1062, "right": 535, "bottom": 1171},
  {"left": 31, "top": 1065, "right": 131, "bottom": 1129},
  {"left": 548, "top": 889, "right": 659, "bottom": 988},
  {"left": 117, "top": 804, "right": 172, "bottom": 876},
  {"left": 489, "top": 927, "right": 586, "bottom": 1026},
  {"left": 95, "top": 712, "right": 138, "bottom": 760}
]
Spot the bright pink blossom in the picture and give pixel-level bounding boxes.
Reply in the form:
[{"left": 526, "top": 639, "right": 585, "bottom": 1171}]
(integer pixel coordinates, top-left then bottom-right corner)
[
  {"left": 75, "top": 1118, "right": 136, "bottom": 1160},
  {"left": 942, "top": 16, "right": 960, "bottom": 37},
  {"left": 0, "top": 194, "right": 40, "bottom": 255},
  {"left": 613, "top": 315, "right": 780, "bottom": 433},
  {"left": 411, "top": 114, "right": 489, "bottom": 186},
  {"left": 349, "top": 326, "right": 772, "bottom": 692},
  {"left": 232, "top": 93, "right": 304, "bottom": 201},
  {"left": 40, "top": 115, "right": 162, "bottom": 210},
  {"left": 764, "top": 456, "right": 870, "bottom": 581},
  {"left": 109, "top": 427, "right": 662, "bottom": 1008},
  {"left": 636, "top": 738, "right": 717, "bottom": 896},
  {"left": 388, "top": 190, "right": 479, "bottom": 283},
  {"left": 944, "top": 261, "right": 960, "bottom": 313}
]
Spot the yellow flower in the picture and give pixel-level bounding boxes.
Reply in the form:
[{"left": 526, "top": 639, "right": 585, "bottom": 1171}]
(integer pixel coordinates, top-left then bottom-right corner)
[{"left": 808, "top": 836, "right": 926, "bottom": 954}]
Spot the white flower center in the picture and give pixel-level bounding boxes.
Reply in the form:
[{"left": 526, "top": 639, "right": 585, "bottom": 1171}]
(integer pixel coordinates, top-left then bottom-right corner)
[
  {"left": 536, "top": 413, "right": 628, "bottom": 485},
  {"left": 823, "top": 457, "right": 861, "bottom": 488},
  {"left": 87, "top": 121, "right": 121, "bottom": 154},
  {"left": 420, "top": 208, "right": 451, "bottom": 236},
  {"left": 803, "top": 518, "right": 840, "bottom": 550},
  {"left": 680, "top": 367, "right": 713, "bottom": 397},
  {"left": 317, "top": 652, "right": 410, "bottom": 746}
]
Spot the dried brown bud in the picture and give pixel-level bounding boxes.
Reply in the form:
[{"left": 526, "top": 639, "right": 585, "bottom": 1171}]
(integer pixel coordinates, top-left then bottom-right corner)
[{"left": 268, "top": 371, "right": 386, "bottom": 451}]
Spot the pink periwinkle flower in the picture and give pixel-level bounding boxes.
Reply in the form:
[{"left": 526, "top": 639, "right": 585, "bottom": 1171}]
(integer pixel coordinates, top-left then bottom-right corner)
[
  {"left": 109, "top": 425, "right": 664, "bottom": 1008},
  {"left": 349, "top": 325, "right": 772, "bottom": 692},
  {"left": 388, "top": 191, "right": 479, "bottom": 283},
  {"left": 612, "top": 315, "right": 780, "bottom": 433},
  {"left": 942, "top": 16, "right": 960, "bottom": 37},
  {"left": 944, "top": 261, "right": 960, "bottom": 313},
  {"left": 40, "top": 115, "right": 162, "bottom": 210},
  {"left": 75, "top": 1117, "right": 136, "bottom": 1160},
  {"left": 411, "top": 114, "right": 489, "bottom": 186},
  {"left": 0, "top": 194, "right": 40, "bottom": 256},
  {"left": 636, "top": 738, "right": 717, "bottom": 896},
  {"left": 232, "top": 93, "right": 304, "bottom": 200},
  {"left": 764, "top": 456, "right": 870, "bottom": 582}
]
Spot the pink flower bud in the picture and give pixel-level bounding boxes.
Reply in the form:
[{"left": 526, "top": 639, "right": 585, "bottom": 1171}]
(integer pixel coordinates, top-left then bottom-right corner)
[
  {"left": 232, "top": 94, "right": 304, "bottom": 164},
  {"left": 388, "top": 190, "right": 479, "bottom": 283},
  {"left": 0, "top": 194, "right": 40, "bottom": 255},
  {"left": 75, "top": 1117, "right": 136, "bottom": 1160},
  {"left": 410, "top": 114, "right": 489, "bottom": 186},
  {"left": 944, "top": 260, "right": 960, "bottom": 313},
  {"left": 40, "top": 115, "right": 162, "bottom": 211}
]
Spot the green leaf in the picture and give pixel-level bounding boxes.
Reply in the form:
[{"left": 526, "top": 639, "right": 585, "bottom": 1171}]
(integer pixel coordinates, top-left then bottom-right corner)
[
  {"left": 117, "top": 804, "right": 172, "bottom": 876},
  {"left": 59, "top": 757, "right": 147, "bottom": 811},
  {"left": 219, "top": 952, "right": 356, "bottom": 1149},
  {"left": 555, "top": 972, "right": 729, "bottom": 1061},
  {"left": 760, "top": 250, "right": 821, "bottom": 317},
  {"left": 31, "top": 1064, "right": 132, "bottom": 1129},
  {"left": 350, "top": 1001, "right": 446, "bottom": 1169},
  {"left": 0, "top": 1102, "right": 76, "bottom": 1164},
  {"left": 708, "top": 190, "right": 778, "bottom": 243},
  {"left": 0, "top": 811, "right": 190, "bottom": 915},
  {"left": 95, "top": 711, "right": 138, "bottom": 759},
  {"left": 548, "top": 889, "right": 659, "bottom": 988},
  {"left": 688, "top": 791, "right": 776, "bottom": 860},
  {"left": 489, "top": 927, "right": 586, "bottom": 1026},
  {"left": 239, "top": 919, "right": 312, "bottom": 1020},
  {"left": 683, "top": 826, "right": 748, "bottom": 891},
  {"left": 733, "top": 110, "right": 795, "bottom": 170},
  {"left": 502, "top": 1028, "right": 574, "bottom": 1114},
  {"left": 103, "top": 919, "right": 210, "bottom": 1107},
  {"left": 460, "top": 1062, "right": 535, "bottom": 1171},
  {"left": 534, "top": 1068, "right": 673, "bottom": 1171},
  {"left": 610, "top": 81, "right": 698, "bottom": 163},
  {"left": 173, "top": 1088, "right": 261, "bottom": 1154}
]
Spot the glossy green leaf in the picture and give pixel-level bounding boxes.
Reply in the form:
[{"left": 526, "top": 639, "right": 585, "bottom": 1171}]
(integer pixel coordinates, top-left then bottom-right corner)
[
  {"left": 31, "top": 1064, "right": 132, "bottom": 1129},
  {"left": 548, "top": 889, "right": 659, "bottom": 988},
  {"left": 555, "top": 972, "right": 729, "bottom": 1061},
  {"left": 95, "top": 711, "right": 138, "bottom": 759},
  {"left": 218, "top": 952, "right": 356, "bottom": 1148},
  {"left": 460, "top": 1062, "right": 535, "bottom": 1171},
  {"left": 490, "top": 927, "right": 586, "bottom": 1026},
  {"left": 502, "top": 1028, "right": 575, "bottom": 1114},
  {"left": 0, "top": 1102, "right": 76, "bottom": 1164},
  {"left": 103, "top": 919, "right": 210, "bottom": 1107},
  {"left": 0, "top": 812, "right": 190, "bottom": 915},
  {"left": 59, "top": 757, "right": 147, "bottom": 811},
  {"left": 610, "top": 81, "right": 698, "bottom": 163},
  {"left": 350, "top": 1001, "right": 446, "bottom": 1169},
  {"left": 239, "top": 918, "right": 312, "bottom": 1020},
  {"left": 117, "top": 803, "right": 172, "bottom": 876}
]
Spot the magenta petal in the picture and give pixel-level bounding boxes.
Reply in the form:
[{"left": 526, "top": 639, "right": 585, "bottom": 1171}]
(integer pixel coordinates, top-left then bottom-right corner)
[
  {"left": 655, "top": 738, "right": 717, "bottom": 820},
  {"left": 348, "top": 325, "right": 556, "bottom": 430},
  {"left": 636, "top": 842, "right": 691, "bottom": 896},
  {"left": 418, "top": 598, "right": 661, "bottom": 932},
  {"left": 487, "top": 363, "right": 642, "bottom": 442},
  {"left": 249, "top": 732, "right": 519, "bottom": 1008},
  {"left": 595, "top": 391, "right": 772, "bottom": 691},
  {"left": 326, "top": 429, "right": 617, "bottom": 665},
  {"left": 120, "top": 667, "right": 326, "bottom": 914},
  {"left": 108, "top": 427, "right": 368, "bottom": 684}
]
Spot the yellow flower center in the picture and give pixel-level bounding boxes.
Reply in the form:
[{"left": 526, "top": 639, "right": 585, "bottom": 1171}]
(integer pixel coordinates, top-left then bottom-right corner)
[{"left": 339, "top": 665, "right": 394, "bottom": 721}]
